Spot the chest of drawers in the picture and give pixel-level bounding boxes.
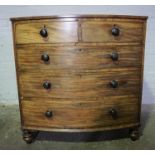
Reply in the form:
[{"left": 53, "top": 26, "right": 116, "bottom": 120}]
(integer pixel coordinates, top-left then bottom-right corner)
[{"left": 11, "top": 15, "right": 147, "bottom": 143}]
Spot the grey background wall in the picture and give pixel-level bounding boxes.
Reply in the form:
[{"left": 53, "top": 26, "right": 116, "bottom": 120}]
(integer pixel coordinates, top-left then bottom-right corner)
[{"left": 0, "top": 5, "right": 154, "bottom": 105}]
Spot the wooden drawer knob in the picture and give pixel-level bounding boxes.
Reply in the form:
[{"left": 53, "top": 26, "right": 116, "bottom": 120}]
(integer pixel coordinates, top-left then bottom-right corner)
[
  {"left": 109, "top": 80, "right": 119, "bottom": 88},
  {"left": 109, "top": 108, "right": 117, "bottom": 119},
  {"left": 45, "top": 110, "right": 53, "bottom": 118},
  {"left": 111, "top": 52, "right": 119, "bottom": 61},
  {"left": 111, "top": 26, "right": 120, "bottom": 36},
  {"left": 43, "top": 81, "right": 51, "bottom": 89},
  {"left": 41, "top": 54, "right": 50, "bottom": 62},
  {"left": 40, "top": 26, "right": 48, "bottom": 38}
]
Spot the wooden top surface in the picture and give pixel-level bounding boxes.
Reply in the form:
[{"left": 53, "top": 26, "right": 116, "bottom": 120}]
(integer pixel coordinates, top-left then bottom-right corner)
[{"left": 10, "top": 14, "right": 148, "bottom": 21}]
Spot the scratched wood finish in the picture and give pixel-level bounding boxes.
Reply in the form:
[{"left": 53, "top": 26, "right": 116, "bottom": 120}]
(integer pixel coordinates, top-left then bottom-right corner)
[
  {"left": 16, "top": 45, "right": 143, "bottom": 71},
  {"left": 19, "top": 68, "right": 141, "bottom": 99},
  {"left": 15, "top": 21, "right": 78, "bottom": 44},
  {"left": 11, "top": 15, "right": 147, "bottom": 133},
  {"left": 81, "top": 21, "right": 143, "bottom": 43}
]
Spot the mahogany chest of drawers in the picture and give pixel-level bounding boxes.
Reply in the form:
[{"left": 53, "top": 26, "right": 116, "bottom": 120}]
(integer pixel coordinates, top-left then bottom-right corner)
[{"left": 11, "top": 15, "right": 147, "bottom": 143}]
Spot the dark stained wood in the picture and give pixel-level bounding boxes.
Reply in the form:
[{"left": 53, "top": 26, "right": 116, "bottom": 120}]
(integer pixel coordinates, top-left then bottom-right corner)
[
  {"left": 22, "top": 129, "right": 39, "bottom": 144},
  {"left": 11, "top": 15, "right": 147, "bottom": 140}
]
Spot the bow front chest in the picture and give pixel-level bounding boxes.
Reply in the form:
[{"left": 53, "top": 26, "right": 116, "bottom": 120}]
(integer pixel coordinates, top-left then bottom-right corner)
[{"left": 11, "top": 15, "right": 147, "bottom": 143}]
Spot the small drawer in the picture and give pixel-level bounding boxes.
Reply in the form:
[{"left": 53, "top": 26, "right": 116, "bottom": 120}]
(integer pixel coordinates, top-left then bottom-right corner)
[
  {"left": 14, "top": 20, "right": 78, "bottom": 44},
  {"left": 21, "top": 95, "right": 139, "bottom": 129},
  {"left": 81, "top": 21, "right": 143, "bottom": 43}
]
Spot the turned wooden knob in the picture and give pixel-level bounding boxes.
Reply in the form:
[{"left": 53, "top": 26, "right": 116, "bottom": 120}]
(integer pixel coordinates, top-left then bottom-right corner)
[
  {"left": 41, "top": 54, "right": 50, "bottom": 62},
  {"left": 111, "top": 52, "right": 119, "bottom": 61},
  {"left": 43, "top": 81, "right": 51, "bottom": 89},
  {"left": 40, "top": 27, "right": 48, "bottom": 38},
  {"left": 109, "top": 80, "right": 119, "bottom": 88},
  {"left": 109, "top": 108, "right": 117, "bottom": 119},
  {"left": 111, "top": 26, "right": 120, "bottom": 36},
  {"left": 45, "top": 110, "right": 53, "bottom": 118}
]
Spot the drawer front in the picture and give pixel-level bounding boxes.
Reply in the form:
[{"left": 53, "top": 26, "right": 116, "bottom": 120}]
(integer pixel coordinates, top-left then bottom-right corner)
[
  {"left": 19, "top": 68, "right": 141, "bottom": 99},
  {"left": 81, "top": 21, "right": 143, "bottom": 43},
  {"left": 22, "top": 95, "right": 139, "bottom": 129},
  {"left": 16, "top": 46, "right": 142, "bottom": 71},
  {"left": 15, "top": 21, "right": 78, "bottom": 44}
]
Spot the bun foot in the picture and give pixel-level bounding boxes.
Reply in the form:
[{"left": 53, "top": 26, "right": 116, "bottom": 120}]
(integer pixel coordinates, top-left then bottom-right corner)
[
  {"left": 23, "top": 130, "right": 39, "bottom": 144},
  {"left": 129, "top": 127, "right": 140, "bottom": 141}
]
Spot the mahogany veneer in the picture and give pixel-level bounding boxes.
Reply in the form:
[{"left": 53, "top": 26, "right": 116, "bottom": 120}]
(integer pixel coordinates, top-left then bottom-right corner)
[{"left": 11, "top": 15, "right": 147, "bottom": 143}]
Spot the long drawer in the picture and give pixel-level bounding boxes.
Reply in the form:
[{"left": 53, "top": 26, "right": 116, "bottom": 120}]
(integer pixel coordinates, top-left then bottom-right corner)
[
  {"left": 21, "top": 95, "right": 139, "bottom": 129},
  {"left": 19, "top": 68, "right": 141, "bottom": 98},
  {"left": 16, "top": 45, "right": 142, "bottom": 71}
]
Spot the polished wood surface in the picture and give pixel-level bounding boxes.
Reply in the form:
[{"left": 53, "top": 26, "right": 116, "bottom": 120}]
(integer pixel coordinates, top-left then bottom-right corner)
[
  {"left": 81, "top": 21, "right": 143, "bottom": 43},
  {"left": 19, "top": 67, "right": 141, "bottom": 98},
  {"left": 16, "top": 45, "right": 142, "bottom": 70},
  {"left": 10, "top": 15, "right": 148, "bottom": 21},
  {"left": 22, "top": 95, "right": 139, "bottom": 129},
  {"left": 15, "top": 21, "right": 78, "bottom": 44},
  {"left": 11, "top": 15, "right": 147, "bottom": 134}
]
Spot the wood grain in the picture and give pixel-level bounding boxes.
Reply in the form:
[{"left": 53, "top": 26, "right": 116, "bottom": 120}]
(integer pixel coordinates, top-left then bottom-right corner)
[
  {"left": 81, "top": 21, "right": 143, "bottom": 43},
  {"left": 16, "top": 45, "right": 143, "bottom": 71},
  {"left": 19, "top": 67, "right": 141, "bottom": 99},
  {"left": 10, "top": 14, "right": 148, "bottom": 21},
  {"left": 21, "top": 94, "right": 139, "bottom": 129},
  {"left": 15, "top": 21, "right": 78, "bottom": 44},
  {"left": 11, "top": 15, "right": 147, "bottom": 134}
]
